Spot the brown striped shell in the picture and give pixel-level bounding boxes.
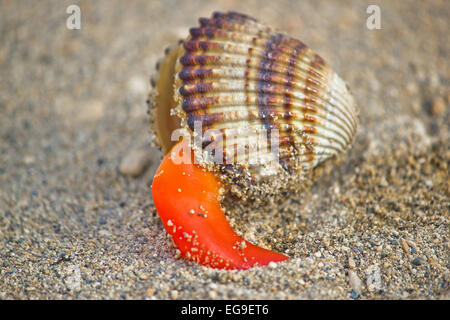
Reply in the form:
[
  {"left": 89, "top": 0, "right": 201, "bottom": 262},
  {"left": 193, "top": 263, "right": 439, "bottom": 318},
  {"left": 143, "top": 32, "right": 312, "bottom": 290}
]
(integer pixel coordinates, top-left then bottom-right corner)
[{"left": 150, "top": 11, "right": 358, "bottom": 200}]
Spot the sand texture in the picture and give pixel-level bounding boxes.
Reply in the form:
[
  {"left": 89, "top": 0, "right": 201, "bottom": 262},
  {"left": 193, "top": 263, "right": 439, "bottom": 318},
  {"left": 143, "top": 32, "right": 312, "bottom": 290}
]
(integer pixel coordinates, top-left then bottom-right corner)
[{"left": 0, "top": 0, "right": 449, "bottom": 299}]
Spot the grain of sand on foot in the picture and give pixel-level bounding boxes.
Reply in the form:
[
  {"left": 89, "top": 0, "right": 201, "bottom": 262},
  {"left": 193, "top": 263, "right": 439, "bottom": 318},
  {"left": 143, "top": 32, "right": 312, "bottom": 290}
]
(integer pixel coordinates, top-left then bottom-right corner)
[{"left": 0, "top": 0, "right": 448, "bottom": 299}]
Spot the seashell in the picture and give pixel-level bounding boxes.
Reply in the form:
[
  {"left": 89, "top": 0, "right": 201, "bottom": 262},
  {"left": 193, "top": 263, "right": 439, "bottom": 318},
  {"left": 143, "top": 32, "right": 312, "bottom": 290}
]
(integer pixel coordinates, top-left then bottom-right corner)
[
  {"left": 149, "top": 11, "right": 359, "bottom": 269},
  {"left": 151, "top": 11, "right": 358, "bottom": 199}
]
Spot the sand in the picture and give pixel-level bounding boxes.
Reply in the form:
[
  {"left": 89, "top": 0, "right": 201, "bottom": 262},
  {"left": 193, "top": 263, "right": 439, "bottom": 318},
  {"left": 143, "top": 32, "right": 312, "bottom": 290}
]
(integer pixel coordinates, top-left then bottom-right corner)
[{"left": 0, "top": 0, "right": 448, "bottom": 299}]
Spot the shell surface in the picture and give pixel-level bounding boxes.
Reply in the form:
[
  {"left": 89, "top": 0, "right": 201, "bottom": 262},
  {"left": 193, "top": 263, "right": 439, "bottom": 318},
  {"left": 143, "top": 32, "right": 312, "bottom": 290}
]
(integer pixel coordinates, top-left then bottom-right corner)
[{"left": 151, "top": 11, "right": 358, "bottom": 199}]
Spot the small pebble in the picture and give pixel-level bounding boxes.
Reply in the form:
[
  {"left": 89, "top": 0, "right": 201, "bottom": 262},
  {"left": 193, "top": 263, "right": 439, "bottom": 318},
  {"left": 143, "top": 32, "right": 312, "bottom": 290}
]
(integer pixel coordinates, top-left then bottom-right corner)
[
  {"left": 431, "top": 96, "right": 446, "bottom": 116},
  {"left": 348, "top": 270, "right": 363, "bottom": 294},
  {"left": 366, "top": 265, "right": 382, "bottom": 292},
  {"left": 23, "top": 155, "right": 36, "bottom": 165},
  {"left": 119, "top": 148, "right": 153, "bottom": 177},
  {"left": 209, "top": 290, "right": 217, "bottom": 299},
  {"left": 77, "top": 99, "right": 105, "bottom": 122},
  {"left": 139, "top": 273, "right": 148, "bottom": 280},
  {"left": 412, "top": 257, "right": 424, "bottom": 266},
  {"left": 348, "top": 256, "right": 356, "bottom": 269},
  {"left": 401, "top": 239, "right": 410, "bottom": 254},
  {"left": 170, "top": 290, "right": 179, "bottom": 299},
  {"left": 350, "top": 290, "right": 359, "bottom": 299},
  {"left": 146, "top": 287, "right": 155, "bottom": 296},
  {"left": 128, "top": 75, "right": 147, "bottom": 95}
]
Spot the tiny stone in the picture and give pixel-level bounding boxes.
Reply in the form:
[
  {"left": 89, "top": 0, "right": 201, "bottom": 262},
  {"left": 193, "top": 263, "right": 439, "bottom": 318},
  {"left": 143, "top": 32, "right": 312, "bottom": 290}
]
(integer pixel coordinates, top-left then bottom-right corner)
[
  {"left": 128, "top": 75, "right": 147, "bottom": 95},
  {"left": 209, "top": 290, "right": 217, "bottom": 299},
  {"left": 405, "top": 81, "right": 418, "bottom": 94},
  {"left": 412, "top": 257, "right": 424, "bottom": 266},
  {"left": 99, "top": 229, "right": 112, "bottom": 237},
  {"left": 348, "top": 270, "right": 363, "bottom": 294},
  {"left": 350, "top": 290, "right": 359, "bottom": 299},
  {"left": 348, "top": 257, "right": 356, "bottom": 269},
  {"left": 170, "top": 290, "right": 179, "bottom": 299},
  {"left": 146, "top": 287, "right": 155, "bottom": 296},
  {"left": 401, "top": 239, "right": 410, "bottom": 254},
  {"left": 365, "top": 265, "right": 382, "bottom": 292},
  {"left": 23, "top": 155, "right": 36, "bottom": 164},
  {"left": 238, "top": 241, "right": 246, "bottom": 250},
  {"left": 77, "top": 99, "right": 105, "bottom": 122},
  {"left": 431, "top": 96, "right": 446, "bottom": 116},
  {"left": 119, "top": 148, "right": 153, "bottom": 177},
  {"left": 268, "top": 262, "right": 277, "bottom": 269},
  {"left": 18, "top": 199, "right": 28, "bottom": 209},
  {"left": 139, "top": 273, "right": 148, "bottom": 280}
]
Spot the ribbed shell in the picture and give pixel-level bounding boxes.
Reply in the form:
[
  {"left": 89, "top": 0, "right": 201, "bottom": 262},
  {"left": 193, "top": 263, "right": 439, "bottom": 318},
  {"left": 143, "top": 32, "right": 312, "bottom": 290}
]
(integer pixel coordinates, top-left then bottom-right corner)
[{"left": 161, "top": 12, "right": 358, "bottom": 181}]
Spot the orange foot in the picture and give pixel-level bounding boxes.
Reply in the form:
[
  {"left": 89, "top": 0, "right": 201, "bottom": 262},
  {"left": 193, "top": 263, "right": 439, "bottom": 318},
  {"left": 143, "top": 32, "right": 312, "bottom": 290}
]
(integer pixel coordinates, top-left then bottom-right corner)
[{"left": 152, "top": 139, "right": 288, "bottom": 270}]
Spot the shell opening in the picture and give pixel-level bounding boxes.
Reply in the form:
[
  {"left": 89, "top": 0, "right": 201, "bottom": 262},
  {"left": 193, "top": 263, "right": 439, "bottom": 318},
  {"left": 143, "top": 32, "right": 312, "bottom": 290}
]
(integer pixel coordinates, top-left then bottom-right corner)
[{"left": 154, "top": 44, "right": 183, "bottom": 154}]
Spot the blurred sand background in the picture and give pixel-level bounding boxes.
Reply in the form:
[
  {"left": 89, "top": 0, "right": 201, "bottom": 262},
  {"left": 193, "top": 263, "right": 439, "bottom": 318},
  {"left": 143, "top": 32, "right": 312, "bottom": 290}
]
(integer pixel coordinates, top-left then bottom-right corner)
[{"left": 0, "top": 0, "right": 448, "bottom": 299}]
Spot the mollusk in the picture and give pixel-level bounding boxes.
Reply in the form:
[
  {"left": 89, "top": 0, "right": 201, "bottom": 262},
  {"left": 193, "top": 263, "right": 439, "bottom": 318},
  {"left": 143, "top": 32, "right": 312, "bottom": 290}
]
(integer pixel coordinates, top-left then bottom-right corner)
[{"left": 149, "top": 11, "right": 358, "bottom": 270}]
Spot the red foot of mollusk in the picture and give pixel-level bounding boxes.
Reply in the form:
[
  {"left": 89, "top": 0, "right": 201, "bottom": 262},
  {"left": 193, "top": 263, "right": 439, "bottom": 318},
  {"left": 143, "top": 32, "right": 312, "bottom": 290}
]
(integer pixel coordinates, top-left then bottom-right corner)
[{"left": 152, "top": 140, "right": 289, "bottom": 270}]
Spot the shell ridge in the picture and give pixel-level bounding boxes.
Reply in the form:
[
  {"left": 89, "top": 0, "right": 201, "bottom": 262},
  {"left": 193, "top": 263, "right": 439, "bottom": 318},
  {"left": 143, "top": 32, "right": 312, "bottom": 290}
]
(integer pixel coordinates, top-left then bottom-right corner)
[
  {"left": 179, "top": 60, "right": 356, "bottom": 132},
  {"left": 200, "top": 118, "right": 348, "bottom": 151},
  {"left": 179, "top": 85, "right": 355, "bottom": 142},
  {"left": 195, "top": 106, "right": 352, "bottom": 147},
  {"left": 182, "top": 38, "right": 327, "bottom": 79}
]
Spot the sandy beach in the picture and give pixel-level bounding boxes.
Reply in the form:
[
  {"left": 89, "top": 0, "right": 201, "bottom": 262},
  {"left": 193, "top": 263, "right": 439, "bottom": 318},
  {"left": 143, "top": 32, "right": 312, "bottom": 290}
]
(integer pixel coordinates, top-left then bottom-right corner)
[{"left": 0, "top": 0, "right": 448, "bottom": 299}]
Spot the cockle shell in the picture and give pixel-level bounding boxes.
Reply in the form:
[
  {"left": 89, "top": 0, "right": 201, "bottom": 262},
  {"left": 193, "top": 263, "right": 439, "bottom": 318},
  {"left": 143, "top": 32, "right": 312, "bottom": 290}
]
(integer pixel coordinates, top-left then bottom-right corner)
[{"left": 150, "top": 11, "right": 358, "bottom": 200}]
